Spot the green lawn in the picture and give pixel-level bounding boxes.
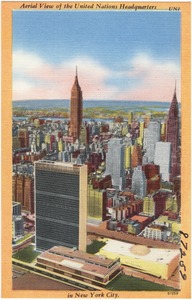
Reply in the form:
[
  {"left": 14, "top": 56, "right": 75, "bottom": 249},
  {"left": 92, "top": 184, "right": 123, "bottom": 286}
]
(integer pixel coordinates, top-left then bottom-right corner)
[
  {"left": 86, "top": 240, "right": 106, "bottom": 254},
  {"left": 106, "top": 274, "right": 178, "bottom": 291},
  {"left": 12, "top": 245, "right": 40, "bottom": 263}
]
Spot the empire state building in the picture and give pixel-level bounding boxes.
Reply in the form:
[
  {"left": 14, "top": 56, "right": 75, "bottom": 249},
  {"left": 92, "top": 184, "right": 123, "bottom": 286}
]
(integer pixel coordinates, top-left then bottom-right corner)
[{"left": 69, "top": 68, "right": 83, "bottom": 140}]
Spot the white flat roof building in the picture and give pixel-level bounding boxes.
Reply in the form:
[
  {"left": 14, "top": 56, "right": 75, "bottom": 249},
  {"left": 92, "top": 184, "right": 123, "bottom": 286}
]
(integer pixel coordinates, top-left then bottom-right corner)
[{"left": 97, "top": 239, "right": 179, "bottom": 279}]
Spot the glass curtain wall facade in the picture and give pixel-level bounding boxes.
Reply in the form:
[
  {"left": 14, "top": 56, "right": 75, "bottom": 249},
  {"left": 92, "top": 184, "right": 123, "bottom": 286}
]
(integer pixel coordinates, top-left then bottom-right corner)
[{"left": 35, "top": 161, "right": 87, "bottom": 251}]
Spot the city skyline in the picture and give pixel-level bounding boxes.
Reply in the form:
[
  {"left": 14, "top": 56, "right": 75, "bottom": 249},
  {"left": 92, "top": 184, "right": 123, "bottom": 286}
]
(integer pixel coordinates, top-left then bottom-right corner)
[
  {"left": 13, "top": 11, "right": 181, "bottom": 102},
  {"left": 4, "top": 1, "right": 190, "bottom": 296},
  {"left": 12, "top": 51, "right": 182, "bottom": 292}
]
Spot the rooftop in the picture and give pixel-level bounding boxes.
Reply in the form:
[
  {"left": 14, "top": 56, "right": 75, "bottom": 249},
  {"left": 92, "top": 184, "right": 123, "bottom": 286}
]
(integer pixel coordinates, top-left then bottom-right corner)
[
  {"left": 131, "top": 215, "right": 150, "bottom": 223},
  {"left": 43, "top": 246, "right": 115, "bottom": 267},
  {"left": 37, "top": 246, "right": 120, "bottom": 277},
  {"left": 156, "top": 215, "right": 180, "bottom": 225},
  {"left": 35, "top": 160, "right": 87, "bottom": 173},
  {"left": 99, "top": 239, "right": 179, "bottom": 264},
  {"left": 12, "top": 201, "right": 21, "bottom": 207}
]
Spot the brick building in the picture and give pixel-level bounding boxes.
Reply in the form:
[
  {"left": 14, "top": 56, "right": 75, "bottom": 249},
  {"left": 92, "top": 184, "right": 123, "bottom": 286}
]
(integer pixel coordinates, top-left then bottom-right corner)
[
  {"left": 142, "top": 164, "right": 161, "bottom": 194},
  {"left": 12, "top": 173, "right": 35, "bottom": 213}
]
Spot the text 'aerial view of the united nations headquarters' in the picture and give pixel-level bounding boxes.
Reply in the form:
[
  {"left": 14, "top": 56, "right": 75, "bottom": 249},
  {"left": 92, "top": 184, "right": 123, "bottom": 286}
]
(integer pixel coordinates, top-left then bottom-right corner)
[{"left": 10, "top": 7, "right": 189, "bottom": 295}]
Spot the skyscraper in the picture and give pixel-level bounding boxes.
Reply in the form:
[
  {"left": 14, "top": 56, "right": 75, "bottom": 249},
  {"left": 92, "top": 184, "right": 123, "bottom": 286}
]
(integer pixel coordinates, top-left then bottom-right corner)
[
  {"left": 35, "top": 161, "right": 87, "bottom": 251},
  {"left": 69, "top": 68, "right": 83, "bottom": 140},
  {"left": 106, "top": 138, "right": 126, "bottom": 190},
  {"left": 16, "top": 174, "right": 24, "bottom": 205},
  {"left": 131, "top": 144, "right": 142, "bottom": 168},
  {"left": 23, "top": 175, "right": 34, "bottom": 213},
  {"left": 124, "top": 145, "right": 131, "bottom": 169},
  {"left": 166, "top": 86, "right": 180, "bottom": 180},
  {"left": 143, "top": 121, "right": 161, "bottom": 163},
  {"left": 87, "top": 184, "right": 107, "bottom": 221},
  {"left": 131, "top": 166, "right": 147, "bottom": 198},
  {"left": 142, "top": 191, "right": 167, "bottom": 218},
  {"left": 18, "top": 128, "right": 29, "bottom": 148},
  {"left": 154, "top": 142, "right": 171, "bottom": 182}
]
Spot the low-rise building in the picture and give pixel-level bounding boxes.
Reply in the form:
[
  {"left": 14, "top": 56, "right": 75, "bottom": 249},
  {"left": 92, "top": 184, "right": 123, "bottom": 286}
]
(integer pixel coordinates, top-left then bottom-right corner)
[
  {"left": 143, "top": 224, "right": 171, "bottom": 241},
  {"left": 97, "top": 239, "right": 179, "bottom": 280},
  {"left": 36, "top": 246, "right": 122, "bottom": 286},
  {"left": 142, "top": 191, "right": 168, "bottom": 218},
  {"left": 154, "top": 215, "right": 181, "bottom": 234},
  {"left": 130, "top": 215, "right": 152, "bottom": 231},
  {"left": 127, "top": 220, "right": 140, "bottom": 235}
]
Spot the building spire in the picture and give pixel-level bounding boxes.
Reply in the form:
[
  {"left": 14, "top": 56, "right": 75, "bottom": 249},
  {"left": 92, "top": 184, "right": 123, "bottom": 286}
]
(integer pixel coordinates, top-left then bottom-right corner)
[
  {"left": 170, "top": 81, "right": 178, "bottom": 108},
  {"left": 73, "top": 66, "right": 80, "bottom": 89},
  {"left": 174, "top": 80, "right": 177, "bottom": 96}
]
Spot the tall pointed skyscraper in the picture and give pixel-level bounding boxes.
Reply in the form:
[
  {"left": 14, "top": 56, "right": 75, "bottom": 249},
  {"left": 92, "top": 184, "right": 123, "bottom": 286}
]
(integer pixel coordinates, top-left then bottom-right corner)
[
  {"left": 166, "top": 84, "right": 180, "bottom": 180},
  {"left": 69, "top": 68, "right": 83, "bottom": 140}
]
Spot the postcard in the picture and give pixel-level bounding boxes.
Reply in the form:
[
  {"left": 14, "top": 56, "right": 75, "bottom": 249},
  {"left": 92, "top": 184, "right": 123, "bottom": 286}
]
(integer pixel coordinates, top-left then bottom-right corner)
[{"left": 1, "top": 1, "right": 191, "bottom": 298}]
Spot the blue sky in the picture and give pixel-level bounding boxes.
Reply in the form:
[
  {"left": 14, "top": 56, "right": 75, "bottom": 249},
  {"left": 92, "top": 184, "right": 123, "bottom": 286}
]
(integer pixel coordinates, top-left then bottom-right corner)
[{"left": 13, "top": 11, "right": 181, "bottom": 101}]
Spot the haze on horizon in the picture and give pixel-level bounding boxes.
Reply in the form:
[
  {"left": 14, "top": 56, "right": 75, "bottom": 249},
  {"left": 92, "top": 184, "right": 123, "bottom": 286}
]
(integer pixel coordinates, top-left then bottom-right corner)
[{"left": 13, "top": 11, "right": 181, "bottom": 102}]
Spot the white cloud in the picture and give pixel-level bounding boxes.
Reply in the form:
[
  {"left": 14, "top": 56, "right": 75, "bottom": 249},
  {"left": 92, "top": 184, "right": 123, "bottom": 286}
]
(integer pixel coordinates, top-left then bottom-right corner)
[
  {"left": 13, "top": 79, "right": 33, "bottom": 91},
  {"left": 12, "top": 50, "right": 118, "bottom": 100},
  {"left": 118, "top": 53, "right": 181, "bottom": 101},
  {"left": 13, "top": 50, "right": 44, "bottom": 75},
  {"left": 12, "top": 50, "right": 180, "bottom": 102}
]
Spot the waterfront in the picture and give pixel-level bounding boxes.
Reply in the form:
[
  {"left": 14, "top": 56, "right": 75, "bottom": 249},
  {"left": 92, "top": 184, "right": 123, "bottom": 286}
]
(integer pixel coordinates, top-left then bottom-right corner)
[{"left": 13, "top": 99, "right": 172, "bottom": 112}]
